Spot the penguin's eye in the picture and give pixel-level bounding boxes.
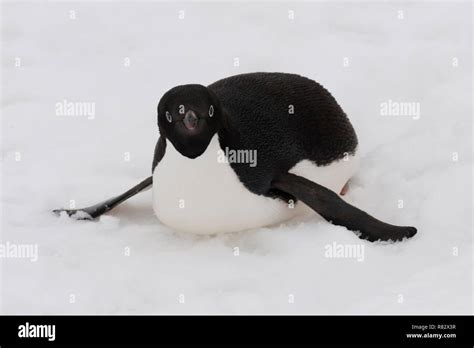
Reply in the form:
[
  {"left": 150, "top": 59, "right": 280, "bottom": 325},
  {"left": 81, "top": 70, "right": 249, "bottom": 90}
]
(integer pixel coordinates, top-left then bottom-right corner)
[
  {"left": 209, "top": 105, "right": 214, "bottom": 117},
  {"left": 165, "top": 111, "right": 172, "bottom": 123}
]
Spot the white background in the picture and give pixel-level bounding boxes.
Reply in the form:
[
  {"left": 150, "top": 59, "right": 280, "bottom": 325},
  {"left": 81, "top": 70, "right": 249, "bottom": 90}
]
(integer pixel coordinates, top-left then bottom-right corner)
[{"left": 1, "top": 1, "right": 472, "bottom": 314}]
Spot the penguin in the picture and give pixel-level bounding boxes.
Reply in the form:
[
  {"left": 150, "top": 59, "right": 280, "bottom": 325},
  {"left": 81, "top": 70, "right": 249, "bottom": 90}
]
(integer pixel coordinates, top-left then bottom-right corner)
[{"left": 54, "top": 72, "right": 417, "bottom": 242}]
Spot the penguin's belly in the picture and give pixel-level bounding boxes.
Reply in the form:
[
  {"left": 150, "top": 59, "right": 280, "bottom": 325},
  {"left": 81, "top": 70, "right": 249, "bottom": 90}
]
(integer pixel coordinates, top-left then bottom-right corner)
[{"left": 152, "top": 136, "right": 359, "bottom": 235}]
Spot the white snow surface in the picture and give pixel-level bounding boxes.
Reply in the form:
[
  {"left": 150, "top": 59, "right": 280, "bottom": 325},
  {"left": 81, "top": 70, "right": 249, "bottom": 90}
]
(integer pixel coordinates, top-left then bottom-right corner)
[{"left": 1, "top": 1, "right": 472, "bottom": 314}]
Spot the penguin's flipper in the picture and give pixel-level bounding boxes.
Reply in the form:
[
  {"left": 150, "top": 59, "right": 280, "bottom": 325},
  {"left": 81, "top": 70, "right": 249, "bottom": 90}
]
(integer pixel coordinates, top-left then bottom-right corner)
[
  {"left": 54, "top": 136, "right": 167, "bottom": 220},
  {"left": 272, "top": 173, "right": 417, "bottom": 242},
  {"left": 53, "top": 176, "right": 153, "bottom": 220}
]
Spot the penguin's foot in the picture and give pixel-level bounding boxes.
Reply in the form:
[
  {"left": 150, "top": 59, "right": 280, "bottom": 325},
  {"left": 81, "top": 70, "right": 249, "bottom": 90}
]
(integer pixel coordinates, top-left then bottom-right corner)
[{"left": 340, "top": 181, "right": 349, "bottom": 196}]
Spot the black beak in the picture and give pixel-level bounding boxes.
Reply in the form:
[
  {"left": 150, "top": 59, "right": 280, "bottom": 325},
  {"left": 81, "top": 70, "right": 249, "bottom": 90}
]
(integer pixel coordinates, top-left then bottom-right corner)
[{"left": 183, "top": 110, "right": 198, "bottom": 130}]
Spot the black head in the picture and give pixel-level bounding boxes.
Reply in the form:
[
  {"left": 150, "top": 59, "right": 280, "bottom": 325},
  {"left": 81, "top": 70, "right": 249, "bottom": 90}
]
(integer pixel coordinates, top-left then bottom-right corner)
[{"left": 157, "top": 84, "right": 222, "bottom": 158}]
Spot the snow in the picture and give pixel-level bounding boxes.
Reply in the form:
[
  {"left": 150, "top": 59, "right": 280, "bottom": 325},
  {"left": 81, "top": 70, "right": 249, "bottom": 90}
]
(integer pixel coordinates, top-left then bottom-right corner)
[{"left": 1, "top": 1, "right": 472, "bottom": 314}]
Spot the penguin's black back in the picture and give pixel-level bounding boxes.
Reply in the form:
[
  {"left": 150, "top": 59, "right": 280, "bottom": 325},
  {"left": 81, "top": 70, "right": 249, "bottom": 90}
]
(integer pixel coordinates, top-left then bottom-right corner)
[{"left": 208, "top": 72, "right": 358, "bottom": 198}]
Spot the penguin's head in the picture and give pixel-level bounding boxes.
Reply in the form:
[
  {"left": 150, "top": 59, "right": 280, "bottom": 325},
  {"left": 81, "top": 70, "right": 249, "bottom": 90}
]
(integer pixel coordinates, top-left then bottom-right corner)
[{"left": 157, "top": 84, "right": 222, "bottom": 159}]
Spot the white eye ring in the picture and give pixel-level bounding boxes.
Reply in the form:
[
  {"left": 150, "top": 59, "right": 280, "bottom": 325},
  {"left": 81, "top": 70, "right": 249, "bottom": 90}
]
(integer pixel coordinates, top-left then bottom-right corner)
[
  {"left": 165, "top": 111, "right": 172, "bottom": 123},
  {"left": 209, "top": 105, "right": 214, "bottom": 117}
]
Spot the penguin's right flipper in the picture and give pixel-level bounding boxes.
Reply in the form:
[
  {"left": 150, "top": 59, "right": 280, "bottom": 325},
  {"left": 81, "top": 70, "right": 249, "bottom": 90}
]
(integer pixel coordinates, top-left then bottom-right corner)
[
  {"left": 54, "top": 136, "right": 166, "bottom": 220},
  {"left": 53, "top": 176, "right": 153, "bottom": 220},
  {"left": 272, "top": 173, "right": 417, "bottom": 242}
]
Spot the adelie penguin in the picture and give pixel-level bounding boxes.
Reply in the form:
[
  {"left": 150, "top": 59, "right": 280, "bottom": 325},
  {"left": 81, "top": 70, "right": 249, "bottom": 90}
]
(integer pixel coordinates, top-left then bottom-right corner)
[{"left": 54, "top": 72, "right": 417, "bottom": 242}]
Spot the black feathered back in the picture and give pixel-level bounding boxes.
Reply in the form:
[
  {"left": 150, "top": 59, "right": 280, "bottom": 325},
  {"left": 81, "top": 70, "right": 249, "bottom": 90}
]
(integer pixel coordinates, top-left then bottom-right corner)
[{"left": 208, "top": 72, "right": 358, "bottom": 197}]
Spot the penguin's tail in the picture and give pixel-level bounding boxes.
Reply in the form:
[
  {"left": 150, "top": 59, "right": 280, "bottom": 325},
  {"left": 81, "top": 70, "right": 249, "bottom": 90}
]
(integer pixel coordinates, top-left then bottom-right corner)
[{"left": 52, "top": 176, "right": 152, "bottom": 220}]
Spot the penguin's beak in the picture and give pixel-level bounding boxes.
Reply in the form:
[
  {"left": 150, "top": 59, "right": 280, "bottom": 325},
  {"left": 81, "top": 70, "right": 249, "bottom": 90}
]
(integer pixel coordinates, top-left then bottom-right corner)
[{"left": 183, "top": 110, "right": 198, "bottom": 130}]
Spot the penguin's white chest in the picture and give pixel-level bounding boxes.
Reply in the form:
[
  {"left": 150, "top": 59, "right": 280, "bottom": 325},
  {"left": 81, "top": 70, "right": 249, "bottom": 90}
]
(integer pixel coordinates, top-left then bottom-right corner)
[{"left": 152, "top": 136, "right": 359, "bottom": 235}]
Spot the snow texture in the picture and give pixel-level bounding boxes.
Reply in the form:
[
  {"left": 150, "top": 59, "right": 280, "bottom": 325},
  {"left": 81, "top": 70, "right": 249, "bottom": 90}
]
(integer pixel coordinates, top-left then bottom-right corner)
[{"left": 1, "top": 1, "right": 472, "bottom": 314}]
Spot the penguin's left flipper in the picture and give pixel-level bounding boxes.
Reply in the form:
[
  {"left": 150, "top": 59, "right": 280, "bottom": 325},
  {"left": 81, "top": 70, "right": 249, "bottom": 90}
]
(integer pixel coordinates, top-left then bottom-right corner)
[
  {"left": 272, "top": 173, "right": 417, "bottom": 242},
  {"left": 53, "top": 176, "right": 152, "bottom": 220}
]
